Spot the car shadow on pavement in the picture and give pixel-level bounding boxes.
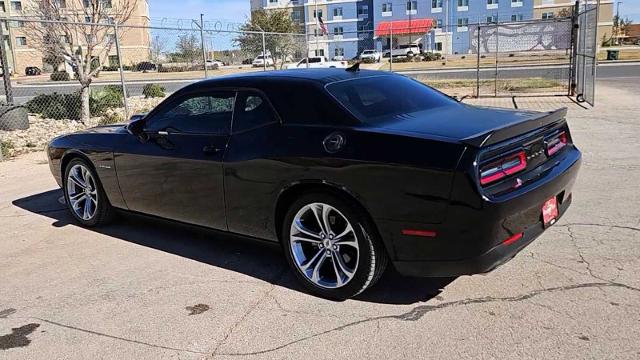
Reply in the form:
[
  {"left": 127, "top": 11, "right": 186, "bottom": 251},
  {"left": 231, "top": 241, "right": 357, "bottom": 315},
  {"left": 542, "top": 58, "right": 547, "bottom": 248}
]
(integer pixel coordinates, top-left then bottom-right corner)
[{"left": 12, "top": 189, "right": 457, "bottom": 305}]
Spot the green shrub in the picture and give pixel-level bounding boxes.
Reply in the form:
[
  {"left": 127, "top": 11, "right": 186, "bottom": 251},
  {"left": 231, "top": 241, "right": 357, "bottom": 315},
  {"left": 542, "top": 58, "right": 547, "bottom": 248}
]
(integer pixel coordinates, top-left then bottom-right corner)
[
  {"left": 142, "top": 84, "right": 165, "bottom": 98},
  {"left": 1, "top": 139, "right": 14, "bottom": 158},
  {"left": 50, "top": 71, "right": 70, "bottom": 81},
  {"left": 99, "top": 111, "right": 125, "bottom": 125},
  {"left": 26, "top": 86, "right": 124, "bottom": 120},
  {"left": 90, "top": 86, "right": 124, "bottom": 116},
  {"left": 102, "top": 65, "right": 120, "bottom": 71},
  {"left": 26, "top": 93, "right": 81, "bottom": 120}
]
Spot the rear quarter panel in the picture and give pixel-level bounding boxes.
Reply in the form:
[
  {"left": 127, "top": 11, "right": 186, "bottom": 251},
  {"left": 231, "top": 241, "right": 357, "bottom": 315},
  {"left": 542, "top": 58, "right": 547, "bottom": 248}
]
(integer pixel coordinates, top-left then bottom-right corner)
[{"left": 224, "top": 123, "right": 465, "bottom": 244}]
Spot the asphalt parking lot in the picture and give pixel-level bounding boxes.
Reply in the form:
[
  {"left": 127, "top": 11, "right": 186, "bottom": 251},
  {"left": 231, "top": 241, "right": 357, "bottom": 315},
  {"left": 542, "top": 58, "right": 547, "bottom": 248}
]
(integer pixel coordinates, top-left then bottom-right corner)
[{"left": 1, "top": 80, "right": 639, "bottom": 359}]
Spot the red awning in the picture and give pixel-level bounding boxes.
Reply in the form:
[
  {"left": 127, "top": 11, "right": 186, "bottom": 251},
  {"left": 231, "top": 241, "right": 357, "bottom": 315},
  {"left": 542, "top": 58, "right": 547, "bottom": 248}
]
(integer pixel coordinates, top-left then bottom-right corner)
[{"left": 375, "top": 19, "right": 435, "bottom": 37}]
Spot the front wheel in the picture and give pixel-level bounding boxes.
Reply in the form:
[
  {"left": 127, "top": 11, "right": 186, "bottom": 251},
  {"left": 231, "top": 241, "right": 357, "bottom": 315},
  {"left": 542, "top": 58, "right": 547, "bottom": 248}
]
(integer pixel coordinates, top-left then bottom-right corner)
[
  {"left": 63, "top": 158, "right": 115, "bottom": 227},
  {"left": 282, "top": 193, "right": 388, "bottom": 300}
]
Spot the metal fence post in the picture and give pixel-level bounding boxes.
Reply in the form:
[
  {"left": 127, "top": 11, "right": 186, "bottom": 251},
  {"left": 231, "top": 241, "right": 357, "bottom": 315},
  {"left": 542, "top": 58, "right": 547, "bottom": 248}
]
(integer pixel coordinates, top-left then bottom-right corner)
[
  {"left": 0, "top": 22, "right": 14, "bottom": 104},
  {"left": 494, "top": 22, "right": 499, "bottom": 97},
  {"left": 114, "top": 22, "right": 129, "bottom": 120},
  {"left": 262, "top": 31, "right": 267, "bottom": 71},
  {"left": 200, "top": 14, "right": 208, "bottom": 79},
  {"left": 389, "top": 24, "right": 393, "bottom": 72},
  {"left": 476, "top": 25, "right": 481, "bottom": 98}
]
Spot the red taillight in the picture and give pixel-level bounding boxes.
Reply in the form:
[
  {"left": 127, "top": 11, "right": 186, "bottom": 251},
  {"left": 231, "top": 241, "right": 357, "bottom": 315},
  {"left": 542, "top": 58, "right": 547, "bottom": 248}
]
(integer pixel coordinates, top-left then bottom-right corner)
[
  {"left": 479, "top": 151, "right": 527, "bottom": 186},
  {"left": 546, "top": 131, "right": 568, "bottom": 156},
  {"left": 502, "top": 232, "right": 523, "bottom": 245}
]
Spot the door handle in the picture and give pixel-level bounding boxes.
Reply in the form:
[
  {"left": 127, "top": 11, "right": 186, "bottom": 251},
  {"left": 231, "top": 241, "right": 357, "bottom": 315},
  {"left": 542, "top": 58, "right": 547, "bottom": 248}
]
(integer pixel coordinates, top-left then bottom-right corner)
[{"left": 203, "top": 145, "right": 222, "bottom": 155}]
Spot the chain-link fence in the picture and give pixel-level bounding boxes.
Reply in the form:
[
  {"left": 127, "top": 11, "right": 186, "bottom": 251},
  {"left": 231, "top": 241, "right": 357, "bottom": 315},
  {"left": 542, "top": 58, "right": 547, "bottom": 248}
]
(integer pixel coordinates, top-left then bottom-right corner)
[{"left": 0, "top": 15, "right": 581, "bottom": 159}]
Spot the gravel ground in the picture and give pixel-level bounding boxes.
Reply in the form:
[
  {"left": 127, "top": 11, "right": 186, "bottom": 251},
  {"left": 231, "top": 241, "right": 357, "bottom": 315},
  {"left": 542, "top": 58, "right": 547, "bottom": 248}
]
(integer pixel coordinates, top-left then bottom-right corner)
[{"left": 0, "top": 80, "right": 638, "bottom": 359}]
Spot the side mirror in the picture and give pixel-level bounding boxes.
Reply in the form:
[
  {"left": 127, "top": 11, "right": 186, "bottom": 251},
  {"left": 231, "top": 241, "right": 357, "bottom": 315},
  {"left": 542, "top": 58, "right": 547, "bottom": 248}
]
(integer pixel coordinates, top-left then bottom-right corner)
[{"left": 127, "top": 115, "right": 147, "bottom": 139}]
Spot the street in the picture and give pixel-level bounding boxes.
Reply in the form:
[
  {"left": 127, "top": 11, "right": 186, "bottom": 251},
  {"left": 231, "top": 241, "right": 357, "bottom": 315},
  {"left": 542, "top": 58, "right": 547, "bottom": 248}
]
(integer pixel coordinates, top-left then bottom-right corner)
[
  {"left": 2, "top": 62, "right": 639, "bottom": 105},
  {"left": 1, "top": 75, "right": 639, "bottom": 359}
]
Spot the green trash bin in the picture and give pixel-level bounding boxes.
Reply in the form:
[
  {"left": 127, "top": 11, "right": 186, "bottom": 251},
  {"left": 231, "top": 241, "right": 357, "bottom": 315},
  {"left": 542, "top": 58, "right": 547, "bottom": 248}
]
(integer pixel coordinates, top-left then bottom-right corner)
[{"left": 607, "top": 50, "right": 619, "bottom": 61}]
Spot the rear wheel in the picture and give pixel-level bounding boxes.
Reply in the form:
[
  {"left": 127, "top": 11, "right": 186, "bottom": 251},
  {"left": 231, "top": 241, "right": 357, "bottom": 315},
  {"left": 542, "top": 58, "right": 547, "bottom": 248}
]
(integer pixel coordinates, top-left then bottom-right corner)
[
  {"left": 63, "top": 158, "right": 115, "bottom": 227},
  {"left": 282, "top": 193, "right": 388, "bottom": 300}
]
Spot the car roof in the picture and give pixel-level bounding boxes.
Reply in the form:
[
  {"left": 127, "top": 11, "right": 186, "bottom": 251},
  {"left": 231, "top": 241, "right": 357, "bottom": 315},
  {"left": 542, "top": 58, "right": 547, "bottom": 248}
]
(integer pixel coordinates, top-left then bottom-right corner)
[{"left": 182, "top": 69, "right": 395, "bottom": 92}]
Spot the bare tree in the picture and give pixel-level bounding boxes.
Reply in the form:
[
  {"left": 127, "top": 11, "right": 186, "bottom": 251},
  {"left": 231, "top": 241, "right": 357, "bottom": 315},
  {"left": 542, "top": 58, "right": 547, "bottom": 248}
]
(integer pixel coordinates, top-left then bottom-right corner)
[
  {"left": 150, "top": 34, "right": 166, "bottom": 63},
  {"left": 23, "top": 0, "right": 138, "bottom": 122}
]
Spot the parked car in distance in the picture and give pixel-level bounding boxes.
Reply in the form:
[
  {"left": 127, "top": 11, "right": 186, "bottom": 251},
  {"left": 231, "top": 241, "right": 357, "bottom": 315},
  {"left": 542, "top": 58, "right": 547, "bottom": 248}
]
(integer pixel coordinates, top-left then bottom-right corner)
[
  {"left": 242, "top": 58, "right": 253, "bottom": 65},
  {"left": 383, "top": 44, "right": 421, "bottom": 58},
  {"left": 206, "top": 60, "right": 226, "bottom": 69},
  {"left": 136, "top": 62, "right": 157, "bottom": 72},
  {"left": 252, "top": 55, "right": 274, "bottom": 67},
  {"left": 46, "top": 69, "right": 581, "bottom": 300},
  {"left": 286, "top": 56, "right": 347, "bottom": 69},
  {"left": 359, "top": 50, "right": 382, "bottom": 62},
  {"left": 25, "top": 66, "right": 42, "bottom": 76}
]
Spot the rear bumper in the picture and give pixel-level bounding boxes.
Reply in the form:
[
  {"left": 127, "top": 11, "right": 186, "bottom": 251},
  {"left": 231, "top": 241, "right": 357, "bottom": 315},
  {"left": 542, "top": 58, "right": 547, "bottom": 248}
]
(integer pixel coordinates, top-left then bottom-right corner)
[
  {"left": 389, "top": 147, "right": 581, "bottom": 277},
  {"left": 393, "top": 194, "right": 572, "bottom": 277}
]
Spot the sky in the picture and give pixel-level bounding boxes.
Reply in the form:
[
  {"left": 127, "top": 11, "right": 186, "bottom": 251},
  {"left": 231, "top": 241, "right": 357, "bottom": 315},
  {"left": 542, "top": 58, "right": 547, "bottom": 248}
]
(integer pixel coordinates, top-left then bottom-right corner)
[
  {"left": 618, "top": 1, "right": 640, "bottom": 23},
  {"left": 150, "top": 0, "right": 251, "bottom": 26}
]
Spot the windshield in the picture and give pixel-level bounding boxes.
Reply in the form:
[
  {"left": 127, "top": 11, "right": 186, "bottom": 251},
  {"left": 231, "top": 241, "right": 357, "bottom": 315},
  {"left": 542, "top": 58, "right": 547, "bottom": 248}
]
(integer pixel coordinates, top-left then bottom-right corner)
[
  {"left": 363, "top": 50, "right": 374, "bottom": 54},
  {"left": 325, "top": 75, "right": 456, "bottom": 125},
  {"left": 256, "top": 56, "right": 264, "bottom": 60}
]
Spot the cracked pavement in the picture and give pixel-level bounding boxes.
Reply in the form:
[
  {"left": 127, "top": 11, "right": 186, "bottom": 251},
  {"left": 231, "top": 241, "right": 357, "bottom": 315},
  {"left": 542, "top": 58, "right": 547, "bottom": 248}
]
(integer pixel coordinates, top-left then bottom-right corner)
[{"left": 1, "top": 79, "right": 639, "bottom": 359}]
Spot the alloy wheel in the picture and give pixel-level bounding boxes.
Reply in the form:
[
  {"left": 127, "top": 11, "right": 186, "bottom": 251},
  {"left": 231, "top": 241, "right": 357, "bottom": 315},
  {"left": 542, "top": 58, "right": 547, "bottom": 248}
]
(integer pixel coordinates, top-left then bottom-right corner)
[
  {"left": 289, "top": 202, "right": 359, "bottom": 289},
  {"left": 66, "top": 164, "right": 98, "bottom": 221}
]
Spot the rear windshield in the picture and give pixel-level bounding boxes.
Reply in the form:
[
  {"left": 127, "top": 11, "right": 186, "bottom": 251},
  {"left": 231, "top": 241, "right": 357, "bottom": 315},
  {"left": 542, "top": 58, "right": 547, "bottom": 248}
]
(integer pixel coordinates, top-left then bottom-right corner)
[{"left": 325, "top": 75, "right": 456, "bottom": 124}]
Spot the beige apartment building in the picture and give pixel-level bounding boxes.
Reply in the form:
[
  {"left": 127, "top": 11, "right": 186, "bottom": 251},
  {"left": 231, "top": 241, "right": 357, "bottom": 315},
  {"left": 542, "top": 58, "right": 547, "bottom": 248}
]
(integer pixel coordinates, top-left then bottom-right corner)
[
  {"left": 1, "top": 0, "right": 151, "bottom": 75},
  {"left": 534, "top": 0, "right": 614, "bottom": 43}
]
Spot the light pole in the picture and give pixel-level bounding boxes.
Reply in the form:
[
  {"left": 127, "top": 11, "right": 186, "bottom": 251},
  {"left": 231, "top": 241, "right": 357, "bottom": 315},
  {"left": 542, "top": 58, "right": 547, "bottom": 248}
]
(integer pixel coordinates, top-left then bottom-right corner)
[{"left": 615, "top": 1, "right": 623, "bottom": 45}]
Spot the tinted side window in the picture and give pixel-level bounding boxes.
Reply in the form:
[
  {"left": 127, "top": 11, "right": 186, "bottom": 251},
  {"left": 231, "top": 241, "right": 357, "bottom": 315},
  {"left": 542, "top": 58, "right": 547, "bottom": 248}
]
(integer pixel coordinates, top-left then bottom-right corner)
[
  {"left": 146, "top": 92, "right": 235, "bottom": 134},
  {"left": 264, "top": 81, "right": 352, "bottom": 126},
  {"left": 233, "top": 92, "right": 277, "bottom": 133}
]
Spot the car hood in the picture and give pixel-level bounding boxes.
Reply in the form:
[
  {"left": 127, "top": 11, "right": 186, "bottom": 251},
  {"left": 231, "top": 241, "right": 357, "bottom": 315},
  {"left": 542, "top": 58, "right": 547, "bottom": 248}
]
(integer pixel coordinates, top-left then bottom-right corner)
[
  {"left": 75, "top": 124, "right": 128, "bottom": 135},
  {"left": 367, "top": 103, "right": 557, "bottom": 146}
]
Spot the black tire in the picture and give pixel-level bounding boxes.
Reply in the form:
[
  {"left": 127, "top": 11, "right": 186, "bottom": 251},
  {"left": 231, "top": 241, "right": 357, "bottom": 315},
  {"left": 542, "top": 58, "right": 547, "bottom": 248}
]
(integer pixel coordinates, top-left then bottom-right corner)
[
  {"left": 63, "top": 158, "right": 115, "bottom": 227},
  {"left": 281, "top": 192, "right": 388, "bottom": 300}
]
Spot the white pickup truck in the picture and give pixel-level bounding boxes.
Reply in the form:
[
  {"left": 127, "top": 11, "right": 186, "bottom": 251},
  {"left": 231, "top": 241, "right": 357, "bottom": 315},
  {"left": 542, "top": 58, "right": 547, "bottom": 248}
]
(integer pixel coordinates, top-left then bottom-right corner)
[{"left": 286, "top": 56, "right": 348, "bottom": 69}]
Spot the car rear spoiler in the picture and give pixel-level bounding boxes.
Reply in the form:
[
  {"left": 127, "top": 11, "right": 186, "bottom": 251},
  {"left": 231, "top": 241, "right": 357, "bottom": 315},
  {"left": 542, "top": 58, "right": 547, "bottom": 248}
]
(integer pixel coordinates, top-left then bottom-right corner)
[{"left": 461, "top": 108, "right": 568, "bottom": 148}]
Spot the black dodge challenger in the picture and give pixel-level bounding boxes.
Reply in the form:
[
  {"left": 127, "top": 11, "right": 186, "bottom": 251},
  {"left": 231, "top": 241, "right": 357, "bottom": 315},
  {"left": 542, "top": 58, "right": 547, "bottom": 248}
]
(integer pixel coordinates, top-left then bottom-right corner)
[{"left": 47, "top": 69, "right": 581, "bottom": 299}]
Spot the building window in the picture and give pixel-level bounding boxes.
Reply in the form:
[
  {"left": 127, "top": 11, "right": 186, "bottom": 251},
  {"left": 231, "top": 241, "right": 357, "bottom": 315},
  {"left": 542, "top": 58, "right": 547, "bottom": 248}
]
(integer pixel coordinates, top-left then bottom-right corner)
[
  {"left": 511, "top": 0, "right": 523, "bottom": 7},
  {"left": 511, "top": 14, "right": 523, "bottom": 21},
  {"left": 102, "top": 0, "right": 112, "bottom": 8},
  {"left": 487, "top": 0, "right": 498, "bottom": 9},
  {"left": 315, "top": 49, "right": 325, "bottom": 57},
  {"left": 457, "top": 17, "right": 469, "bottom": 31},
  {"left": 269, "top": 0, "right": 277, "bottom": 3},
  {"left": 291, "top": 11, "right": 301, "bottom": 23},
  {"left": 486, "top": 15, "right": 497, "bottom": 23},
  {"left": 333, "top": 7, "right": 343, "bottom": 19},
  {"left": 435, "top": 42, "right": 443, "bottom": 51},
  {"left": 83, "top": 0, "right": 90, "bottom": 8},
  {"left": 333, "top": 26, "right": 344, "bottom": 36},
  {"left": 431, "top": 0, "right": 443, "bottom": 13},
  {"left": 10, "top": 1, "right": 22, "bottom": 11},
  {"left": 313, "top": 9, "right": 323, "bottom": 19},
  {"left": 55, "top": 0, "right": 67, "bottom": 8},
  {"left": 358, "top": 5, "right": 369, "bottom": 18},
  {"left": 436, "top": 19, "right": 443, "bottom": 29},
  {"left": 457, "top": 0, "right": 469, "bottom": 7},
  {"left": 0, "top": 3, "right": 5, "bottom": 12},
  {"left": 84, "top": 16, "right": 92, "bottom": 23},
  {"left": 542, "top": 12, "right": 554, "bottom": 20},
  {"left": 382, "top": 2, "right": 392, "bottom": 16},
  {"left": 406, "top": 1, "right": 417, "bottom": 15},
  {"left": 16, "top": 36, "right": 27, "bottom": 46},
  {"left": 334, "top": 47, "right": 344, "bottom": 57}
]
